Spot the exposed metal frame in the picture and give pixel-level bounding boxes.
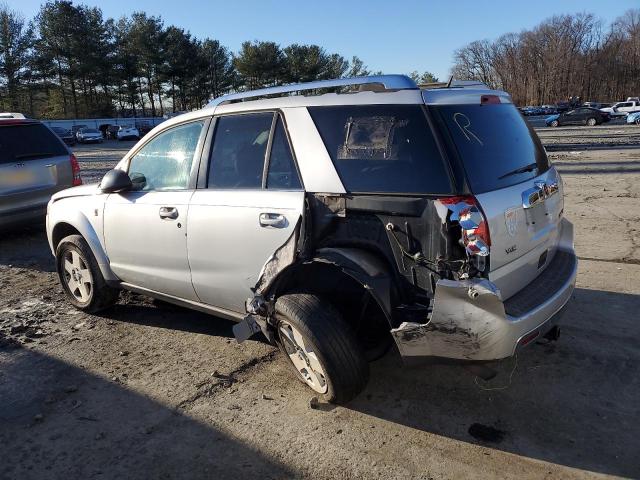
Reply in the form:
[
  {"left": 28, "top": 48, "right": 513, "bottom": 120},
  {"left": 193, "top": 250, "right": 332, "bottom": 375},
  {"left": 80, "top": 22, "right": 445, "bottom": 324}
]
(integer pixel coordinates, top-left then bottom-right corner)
[{"left": 207, "top": 75, "right": 419, "bottom": 107}]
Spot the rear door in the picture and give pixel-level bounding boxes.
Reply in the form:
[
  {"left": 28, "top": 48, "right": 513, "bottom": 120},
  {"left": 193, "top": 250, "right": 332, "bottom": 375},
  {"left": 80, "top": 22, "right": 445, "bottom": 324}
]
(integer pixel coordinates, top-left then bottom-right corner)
[
  {"left": 432, "top": 101, "right": 564, "bottom": 299},
  {"left": 0, "top": 122, "right": 72, "bottom": 217},
  {"left": 188, "top": 112, "right": 304, "bottom": 313}
]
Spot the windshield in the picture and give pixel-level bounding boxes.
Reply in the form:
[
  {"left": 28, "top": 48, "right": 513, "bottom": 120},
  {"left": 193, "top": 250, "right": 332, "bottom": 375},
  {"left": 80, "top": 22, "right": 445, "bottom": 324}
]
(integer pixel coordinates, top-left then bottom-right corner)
[
  {"left": 83, "top": 129, "right": 99, "bottom": 134},
  {"left": 308, "top": 105, "right": 453, "bottom": 194},
  {"left": 432, "top": 103, "right": 549, "bottom": 193}
]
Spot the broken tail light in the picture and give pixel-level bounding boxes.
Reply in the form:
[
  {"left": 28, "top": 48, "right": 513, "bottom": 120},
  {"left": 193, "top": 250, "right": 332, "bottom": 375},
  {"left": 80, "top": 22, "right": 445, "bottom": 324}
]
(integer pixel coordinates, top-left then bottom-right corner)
[
  {"left": 70, "top": 154, "right": 82, "bottom": 186},
  {"left": 438, "top": 195, "right": 491, "bottom": 257}
]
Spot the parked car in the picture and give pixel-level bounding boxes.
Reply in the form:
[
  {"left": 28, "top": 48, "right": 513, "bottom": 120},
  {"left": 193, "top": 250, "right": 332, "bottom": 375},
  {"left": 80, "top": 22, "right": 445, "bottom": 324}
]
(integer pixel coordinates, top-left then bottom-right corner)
[
  {"left": 545, "top": 107, "right": 610, "bottom": 127},
  {"left": 51, "top": 126, "right": 77, "bottom": 146},
  {"left": 76, "top": 128, "right": 103, "bottom": 143},
  {"left": 626, "top": 111, "right": 640, "bottom": 125},
  {"left": 117, "top": 125, "right": 140, "bottom": 141},
  {"left": 600, "top": 100, "right": 640, "bottom": 117},
  {"left": 46, "top": 75, "right": 576, "bottom": 403},
  {"left": 1, "top": 116, "right": 81, "bottom": 228},
  {"left": 135, "top": 121, "right": 153, "bottom": 136},
  {"left": 106, "top": 125, "right": 120, "bottom": 140},
  {"left": 71, "top": 125, "right": 87, "bottom": 137}
]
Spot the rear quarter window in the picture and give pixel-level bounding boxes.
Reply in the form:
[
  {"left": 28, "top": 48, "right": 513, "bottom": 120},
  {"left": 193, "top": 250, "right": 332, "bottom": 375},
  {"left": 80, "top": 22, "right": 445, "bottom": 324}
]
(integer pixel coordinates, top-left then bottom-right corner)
[
  {"left": 0, "top": 123, "right": 67, "bottom": 164},
  {"left": 308, "top": 105, "right": 453, "bottom": 194}
]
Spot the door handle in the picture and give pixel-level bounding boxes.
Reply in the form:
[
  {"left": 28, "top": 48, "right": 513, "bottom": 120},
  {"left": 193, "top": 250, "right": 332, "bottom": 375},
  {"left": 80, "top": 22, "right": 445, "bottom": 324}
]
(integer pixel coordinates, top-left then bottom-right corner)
[
  {"left": 259, "top": 213, "right": 286, "bottom": 228},
  {"left": 159, "top": 206, "right": 179, "bottom": 220}
]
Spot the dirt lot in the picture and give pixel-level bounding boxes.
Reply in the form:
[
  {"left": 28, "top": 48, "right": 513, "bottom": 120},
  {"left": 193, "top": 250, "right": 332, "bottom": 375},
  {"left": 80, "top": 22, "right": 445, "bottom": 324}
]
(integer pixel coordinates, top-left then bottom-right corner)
[{"left": 1, "top": 127, "right": 639, "bottom": 479}]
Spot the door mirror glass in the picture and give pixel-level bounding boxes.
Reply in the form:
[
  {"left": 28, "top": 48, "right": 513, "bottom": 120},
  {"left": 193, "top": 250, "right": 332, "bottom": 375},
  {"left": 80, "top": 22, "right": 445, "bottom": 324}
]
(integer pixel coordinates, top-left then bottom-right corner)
[
  {"left": 100, "top": 169, "right": 132, "bottom": 193},
  {"left": 129, "top": 172, "right": 147, "bottom": 191}
]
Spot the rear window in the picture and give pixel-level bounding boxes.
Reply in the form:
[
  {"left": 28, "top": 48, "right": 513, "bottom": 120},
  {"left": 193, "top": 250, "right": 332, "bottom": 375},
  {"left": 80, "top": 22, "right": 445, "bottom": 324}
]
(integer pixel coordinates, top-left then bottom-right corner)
[
  {"left": 433, "top": 104, "right": 549, "bottom": 193},
  {"left": 308, "top": 105, "right": 452, "bottom": 194},
  {"left": 0, "top": 123, "right": 67, "bottom": 164}
]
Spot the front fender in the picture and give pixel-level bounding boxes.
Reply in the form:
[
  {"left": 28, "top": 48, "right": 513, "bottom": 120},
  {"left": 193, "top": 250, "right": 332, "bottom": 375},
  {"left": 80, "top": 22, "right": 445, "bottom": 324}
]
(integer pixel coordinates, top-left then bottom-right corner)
[{"left": 48, "top": 199, "right": 119, "bottom": 284}]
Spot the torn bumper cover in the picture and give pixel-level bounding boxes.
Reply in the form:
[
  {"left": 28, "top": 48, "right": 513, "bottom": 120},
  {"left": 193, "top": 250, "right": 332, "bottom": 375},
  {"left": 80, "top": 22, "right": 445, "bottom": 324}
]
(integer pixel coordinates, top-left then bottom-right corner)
[{"left": 391, "top": 248, "right": 578, "bottom": 362}]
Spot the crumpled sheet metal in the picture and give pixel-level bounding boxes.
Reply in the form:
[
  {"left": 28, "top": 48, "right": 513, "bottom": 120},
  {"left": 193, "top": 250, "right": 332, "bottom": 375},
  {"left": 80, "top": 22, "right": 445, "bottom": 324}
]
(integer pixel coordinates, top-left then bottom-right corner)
[{"left": 391, "top": 278, "right": 509, "bottom": 361}]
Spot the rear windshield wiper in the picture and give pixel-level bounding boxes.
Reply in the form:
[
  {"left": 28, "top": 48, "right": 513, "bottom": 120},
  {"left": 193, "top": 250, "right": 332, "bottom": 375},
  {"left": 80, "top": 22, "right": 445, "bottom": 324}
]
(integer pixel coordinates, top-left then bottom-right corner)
[
  {"left": 14, "top": 152, "right": 56, "bottom": 160},
  {"left": 498, "top": 162, "right": 538, "bottom": 180}
]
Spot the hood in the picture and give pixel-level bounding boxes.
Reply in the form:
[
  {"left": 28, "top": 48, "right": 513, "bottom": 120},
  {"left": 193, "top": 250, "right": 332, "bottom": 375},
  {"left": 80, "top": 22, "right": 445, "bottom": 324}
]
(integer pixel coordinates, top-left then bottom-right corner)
[
  {"left": 51, "top": 183, "right": 101, "bottom": 201},
  {"left": 546, "top": 114, "right": 560, "bottom": 122}
]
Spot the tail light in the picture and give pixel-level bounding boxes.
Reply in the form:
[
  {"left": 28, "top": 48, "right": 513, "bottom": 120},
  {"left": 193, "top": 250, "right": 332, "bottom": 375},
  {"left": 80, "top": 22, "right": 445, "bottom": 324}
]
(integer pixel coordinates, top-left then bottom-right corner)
[
  {"left": 70, "top": 154, "right": 82, "bottom": 186},
  {"left": 438, "top": 196, "right": 491, "bottom": 257}
]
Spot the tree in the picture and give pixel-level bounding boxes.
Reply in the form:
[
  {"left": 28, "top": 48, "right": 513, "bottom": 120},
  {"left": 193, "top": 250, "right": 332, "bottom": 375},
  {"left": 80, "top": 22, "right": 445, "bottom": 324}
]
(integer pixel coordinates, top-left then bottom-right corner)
[
  {"left": 408, "top": 71, "right": 439, "bottom": 84},
  {"left": 234, "top": 40, "right": 286, "bottom": 89},
  {"left": 346, "top": 56, "right": 370, "bottom": 77},
  {"left": 200, "top": 39, "right": 234, "bottom": 100},
  {"left": 0, "top": 5, "right": 33, "bottom": 110}
]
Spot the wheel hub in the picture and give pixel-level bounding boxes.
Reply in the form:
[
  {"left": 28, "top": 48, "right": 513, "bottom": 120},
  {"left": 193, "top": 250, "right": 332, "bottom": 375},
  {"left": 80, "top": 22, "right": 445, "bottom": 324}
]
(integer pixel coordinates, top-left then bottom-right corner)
[{"left": 278, "top": 320, "right": 328, "bottom": 394}]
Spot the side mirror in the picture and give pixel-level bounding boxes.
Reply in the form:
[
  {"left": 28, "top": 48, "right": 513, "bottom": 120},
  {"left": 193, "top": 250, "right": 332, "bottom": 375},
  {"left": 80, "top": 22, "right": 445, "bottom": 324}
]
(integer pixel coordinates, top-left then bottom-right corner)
[{"left": 100, "top": 169, "right": 132, "bottom": 193}]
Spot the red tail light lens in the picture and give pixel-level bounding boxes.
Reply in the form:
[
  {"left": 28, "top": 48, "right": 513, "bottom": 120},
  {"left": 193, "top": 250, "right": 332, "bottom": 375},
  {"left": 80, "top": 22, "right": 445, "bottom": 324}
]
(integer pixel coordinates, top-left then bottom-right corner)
[
  {"left": 70, "top": 154, "right": 82, "bottom": 186},
  {"left": 438, "top": 195, "right": 491, "bottom": 257}
]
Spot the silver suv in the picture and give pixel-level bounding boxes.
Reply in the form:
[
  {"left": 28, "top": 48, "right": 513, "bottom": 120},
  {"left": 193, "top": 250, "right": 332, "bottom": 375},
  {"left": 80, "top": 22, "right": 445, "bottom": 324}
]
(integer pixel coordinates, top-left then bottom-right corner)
[
  {"left": 1, "top": 116, "right": 81, "bottom": 228},
  {"left": 46, "top": 76, "right": 577, "bottom": 403}
]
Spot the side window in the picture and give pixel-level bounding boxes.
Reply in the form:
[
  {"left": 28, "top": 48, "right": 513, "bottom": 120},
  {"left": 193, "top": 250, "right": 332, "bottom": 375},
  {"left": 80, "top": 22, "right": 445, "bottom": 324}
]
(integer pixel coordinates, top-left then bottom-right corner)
[
  {"left": 208, "top": 113, "right": 273, "bottom": 189},
  {"left": 128, "top": 121, "right": 204, "bottom": 191},
  {"left": 267, "top": 116, "right": 302, "bottom": 190}
]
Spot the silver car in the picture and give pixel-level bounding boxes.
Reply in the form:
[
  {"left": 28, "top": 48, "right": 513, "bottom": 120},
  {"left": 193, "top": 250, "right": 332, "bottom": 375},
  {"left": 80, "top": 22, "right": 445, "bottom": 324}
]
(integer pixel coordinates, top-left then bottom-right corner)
[
  {"left": 1, "top": 116, "right": 81, "bottom": 228},
  {"left": 46, "top": 76, "right": 577, "bottom": 403}
]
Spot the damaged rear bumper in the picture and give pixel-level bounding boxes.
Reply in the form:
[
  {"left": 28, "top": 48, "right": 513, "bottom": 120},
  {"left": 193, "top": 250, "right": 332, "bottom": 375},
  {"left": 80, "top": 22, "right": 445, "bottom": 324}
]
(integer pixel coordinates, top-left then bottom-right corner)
[{"left": 391, "top": 246, "right": 578, "bottom": 362}]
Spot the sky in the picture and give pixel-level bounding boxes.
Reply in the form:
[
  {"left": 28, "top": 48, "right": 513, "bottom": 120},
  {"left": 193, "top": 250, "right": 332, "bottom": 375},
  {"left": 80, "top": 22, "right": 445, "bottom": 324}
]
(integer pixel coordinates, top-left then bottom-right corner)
[{"left": 8, "top": 0, "right": 639, "bottom": 80}]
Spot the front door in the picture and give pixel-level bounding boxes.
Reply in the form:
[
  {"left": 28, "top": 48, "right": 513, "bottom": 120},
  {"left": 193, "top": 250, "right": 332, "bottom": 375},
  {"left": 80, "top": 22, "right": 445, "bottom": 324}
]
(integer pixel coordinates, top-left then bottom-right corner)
[
  {"left": 188, "top": 112, "right": 305, "bottom": 312},
  {"left": 104, "top": 119, "right": 207, "bottom": 300}
]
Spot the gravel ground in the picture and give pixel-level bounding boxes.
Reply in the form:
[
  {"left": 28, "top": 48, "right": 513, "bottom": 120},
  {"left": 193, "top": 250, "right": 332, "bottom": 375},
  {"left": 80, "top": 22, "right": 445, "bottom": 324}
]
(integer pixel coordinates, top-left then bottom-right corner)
[{"left": 1, "top": 131, "right": 639, "bottom": 479}]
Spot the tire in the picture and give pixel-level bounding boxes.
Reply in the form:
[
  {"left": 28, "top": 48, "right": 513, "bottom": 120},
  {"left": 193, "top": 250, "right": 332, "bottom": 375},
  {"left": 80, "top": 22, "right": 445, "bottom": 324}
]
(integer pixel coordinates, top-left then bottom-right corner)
[
  {"left": 274, "top": 294, "right": 369, "bottom": 404},
  {"left": 586, "top": 117, "right": 597, "bottom": 126},
  {"left": 56, "top": 234, "right": 119, "bottom": 313},
  {"left": 635, "top": 118, "right": 640, "bottom": 125},
  {"left": 550, "top": 120, "right": 559, "bottom": 127}
]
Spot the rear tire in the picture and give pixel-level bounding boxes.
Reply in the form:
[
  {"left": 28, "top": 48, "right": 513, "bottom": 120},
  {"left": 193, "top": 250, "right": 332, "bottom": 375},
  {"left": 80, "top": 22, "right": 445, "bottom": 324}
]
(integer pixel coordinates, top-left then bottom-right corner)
[
  {"left": 56, "top": 234, "right": 119, "bottom": 313},
  {"left": 587, "top": 117, "right": 597, "bottom": 126},
  {"left": 274, "top": 294, "right": 369, "bottom": 404}
]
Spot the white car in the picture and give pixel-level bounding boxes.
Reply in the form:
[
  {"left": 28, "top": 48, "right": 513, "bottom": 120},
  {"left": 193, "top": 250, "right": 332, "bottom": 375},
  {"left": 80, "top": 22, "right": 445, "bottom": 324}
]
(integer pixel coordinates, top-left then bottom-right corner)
[
  {"left": 76, "top": 128, "right": 103, "bottom": 143},
  {"left": 117, "top": 125, "right": 140, "bottom": 141},
  {"left": 600, "top": 100, "right": 640, "bottom": 117}
]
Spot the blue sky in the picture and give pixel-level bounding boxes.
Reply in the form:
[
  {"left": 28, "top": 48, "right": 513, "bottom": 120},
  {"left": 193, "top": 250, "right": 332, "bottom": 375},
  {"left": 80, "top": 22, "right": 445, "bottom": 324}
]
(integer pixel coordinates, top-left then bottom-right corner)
[{"left": 9, "top": 0, "right": 639, "bottom": 80}]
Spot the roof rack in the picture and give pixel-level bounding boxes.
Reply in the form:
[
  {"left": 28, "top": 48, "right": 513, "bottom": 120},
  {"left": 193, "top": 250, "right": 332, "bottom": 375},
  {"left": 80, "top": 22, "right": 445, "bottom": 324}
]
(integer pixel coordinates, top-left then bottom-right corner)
[
  {"left": 419, "top": 80, "right": 490, "bottom": 90},
  {"left": 207, "top": 75, "right": 418, "bottom": 107}
]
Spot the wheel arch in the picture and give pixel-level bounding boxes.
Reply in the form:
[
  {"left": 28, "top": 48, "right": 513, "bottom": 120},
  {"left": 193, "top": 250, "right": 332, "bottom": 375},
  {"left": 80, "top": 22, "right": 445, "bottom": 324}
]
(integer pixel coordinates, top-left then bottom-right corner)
[
  {"left": 50, "top": 214, "right": 119, "bottom": 284},
  {"left": 266, "top": 247, "right": 395, "bottom": 328}
]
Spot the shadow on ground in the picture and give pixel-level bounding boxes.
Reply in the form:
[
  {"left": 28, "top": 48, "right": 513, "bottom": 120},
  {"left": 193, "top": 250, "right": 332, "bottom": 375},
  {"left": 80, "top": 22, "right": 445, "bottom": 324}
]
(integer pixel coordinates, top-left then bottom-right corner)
[
  {"left": 349, "top": 287, "right": 640, "bottom": 477},
  {"left": 0, "top": 343, "right": 292, "bottom": 479}
]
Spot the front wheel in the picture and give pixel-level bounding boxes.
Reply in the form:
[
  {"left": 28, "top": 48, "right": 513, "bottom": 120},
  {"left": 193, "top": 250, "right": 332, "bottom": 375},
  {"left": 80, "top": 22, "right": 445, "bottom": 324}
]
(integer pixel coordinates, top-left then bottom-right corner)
[
  {"left": 586, "top": 117, "right": 597, "bottom": 126},
  {"left": 274, "top": 294, "right": 369, "bottom": 404},
  {"left": 635, "top": 118, "right": 640, "bottom": 125},
  {"left": 56, "top": 234, "right": 119, "bottom": 312},
  {"left": 550, "top": 120, "right": 559, "bottom": 127}
]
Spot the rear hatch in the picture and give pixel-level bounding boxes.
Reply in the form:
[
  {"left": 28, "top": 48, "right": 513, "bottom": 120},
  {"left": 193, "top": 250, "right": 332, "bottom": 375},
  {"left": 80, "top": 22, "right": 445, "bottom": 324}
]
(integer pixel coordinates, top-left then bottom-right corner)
[
  {"left": 431, "top": 99, "right": 564, "bottom": 299},
  {"left": 0, "top": 121, "right": 73, "bottom": 215}
]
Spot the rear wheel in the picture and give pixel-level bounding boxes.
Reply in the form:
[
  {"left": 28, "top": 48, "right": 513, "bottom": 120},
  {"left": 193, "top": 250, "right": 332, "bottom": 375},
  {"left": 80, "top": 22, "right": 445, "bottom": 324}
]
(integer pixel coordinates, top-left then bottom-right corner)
[
  {"left": 56, "top": 234, "right": 119, "bottom": 312},
  {"left": 274, "top": 294, "right": 369, "bottom": 404},
  {"left": 586, "top": 117, "right": 597, "bottom": 126}
]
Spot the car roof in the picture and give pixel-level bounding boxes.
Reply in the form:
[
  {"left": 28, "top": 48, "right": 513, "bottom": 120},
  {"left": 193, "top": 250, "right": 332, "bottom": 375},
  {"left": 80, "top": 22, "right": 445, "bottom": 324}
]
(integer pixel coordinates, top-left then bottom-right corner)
[{"left": 154, "top": 75, "right": 511, "bottom": 134}]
